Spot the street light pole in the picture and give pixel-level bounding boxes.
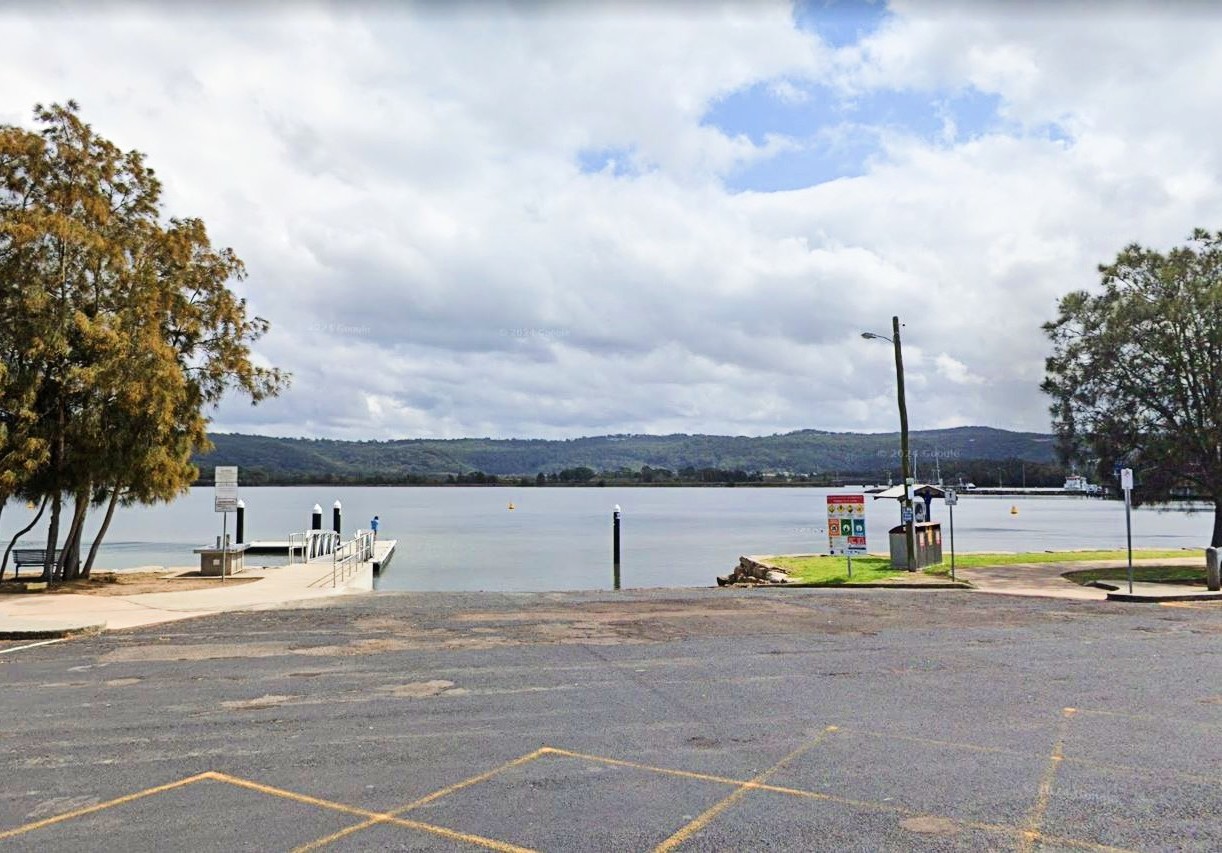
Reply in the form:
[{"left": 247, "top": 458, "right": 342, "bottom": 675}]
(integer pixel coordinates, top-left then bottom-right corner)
[
  {"left": 892, "top": 315, "right": 916, "bottom": 572},
  {"left": 861, "top": 318, "right": 916, "bottom": 572}
]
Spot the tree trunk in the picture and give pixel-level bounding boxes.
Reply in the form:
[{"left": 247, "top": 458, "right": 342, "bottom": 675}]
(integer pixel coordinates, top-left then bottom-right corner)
[
  {"left": 59, "top": 489, "right": 90, "bottom": 581},
  {"left": 1213, "top": 501, "right": 1222, "bottom": 548},
  {"left": 45, "top": 492, "right": 62, "bottom": 583},
  {"left": 1, "top": 497, "right": 48, "bottom": 580},
  {"left": 82, "top": 486, "right": 121, "bottom": 578}
]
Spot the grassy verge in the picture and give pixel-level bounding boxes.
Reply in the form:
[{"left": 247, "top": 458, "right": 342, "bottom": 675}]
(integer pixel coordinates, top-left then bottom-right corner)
[
  {"left": 937, "top": 548, "right": 1190, "bottom": 568},
  {"left": 767, "top": 549, "right": 1196, "bottom": 585},
  {"left": 765, "top": 555, "right": 920, "bottom": 585},
  {"left": 1062, "top": 565, "right": 1207, "bottom": 586}
]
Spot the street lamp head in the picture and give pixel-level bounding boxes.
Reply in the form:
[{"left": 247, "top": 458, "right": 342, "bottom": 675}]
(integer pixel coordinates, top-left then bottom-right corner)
[{"left": 861, "top": 331, "right": 892, "bottom": 342}]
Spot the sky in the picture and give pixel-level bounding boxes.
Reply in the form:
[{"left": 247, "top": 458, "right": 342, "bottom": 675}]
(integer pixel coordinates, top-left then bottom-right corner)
[{"left": 3, "top": 0, "right": 1221, "bottom": 441}]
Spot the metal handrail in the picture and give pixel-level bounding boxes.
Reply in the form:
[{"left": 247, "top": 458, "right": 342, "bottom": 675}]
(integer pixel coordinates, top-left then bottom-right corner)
[
  {"left": 287, "top": 530, "right": 341, "bottom": 565},
  {"left": 287, "top": 532, "right": 307, "bottom": 565},
  {"left": 331, "top": 530, "right": 376, "bottom": 587}
]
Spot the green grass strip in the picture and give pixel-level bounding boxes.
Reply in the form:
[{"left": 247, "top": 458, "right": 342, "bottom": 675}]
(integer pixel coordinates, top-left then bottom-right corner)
[{"left": 766, "top": 549, "right": 1197, "bottom": 585}]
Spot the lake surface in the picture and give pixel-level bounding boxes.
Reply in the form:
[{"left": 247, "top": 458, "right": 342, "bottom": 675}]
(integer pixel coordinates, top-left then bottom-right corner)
[{"left": 1, "top": 486, "right": 1212, "bottom": 591}]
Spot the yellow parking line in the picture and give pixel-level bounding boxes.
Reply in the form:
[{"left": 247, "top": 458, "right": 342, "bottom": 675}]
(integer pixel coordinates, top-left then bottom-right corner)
[
  {"left": 1074, "top": 706, "right": 1222, "bottom": 732},
  {"left": 215, "top": 770, "right": 536, "bottom": 852},
  {"left": 209, "top": 771, "right": 379, "bottom": 819},
  {"left": 1061, "top": 755, "right": 1222, "bottom": 786},
  {"left": 394, "top": 747, "right": 551, "bottom": 812},
  {"left": 0, "top": 738, "right": 1143, "bottom": 853},
  {"left": 0, "top": 772, "right": 213, "bottom": 841},
  {"left": 653, "top": 726, "right": 837, "bottom": 852},
  {"left": 292, "top": 747, "right": 550, "bottom": 852},
  {"left": 548, "top": 745, "right": 1003, "bottom": 827},
  {"left": 1019, "top": 708, "right": 1076, "bottom": 853},
  {"left": 543, "top": 747, "right": 763, "bottom": 788},
  {"left": 290, "top": 809, "right": 535, "bottom": 853}
]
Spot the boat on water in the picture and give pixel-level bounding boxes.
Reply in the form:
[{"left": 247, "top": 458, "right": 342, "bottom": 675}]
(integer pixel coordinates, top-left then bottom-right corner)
[{"left": 1064, "top": 475, "right": 1102, "bottom": 495}]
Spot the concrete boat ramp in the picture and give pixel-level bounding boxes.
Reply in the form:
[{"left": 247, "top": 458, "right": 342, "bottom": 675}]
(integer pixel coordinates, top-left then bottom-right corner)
[{"left": 0, "top": 539, "right": 397, "bottom": 639}]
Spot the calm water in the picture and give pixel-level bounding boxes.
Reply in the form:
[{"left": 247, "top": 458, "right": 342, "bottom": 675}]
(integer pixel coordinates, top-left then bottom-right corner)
[{"left": 1, "top": 486, "right": 1212, "bottom": 591}]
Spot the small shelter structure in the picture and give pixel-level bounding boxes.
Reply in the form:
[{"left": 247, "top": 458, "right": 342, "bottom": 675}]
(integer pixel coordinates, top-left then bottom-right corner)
[{"left": 865, "top": 483, "right": 947, "bottom": 569}]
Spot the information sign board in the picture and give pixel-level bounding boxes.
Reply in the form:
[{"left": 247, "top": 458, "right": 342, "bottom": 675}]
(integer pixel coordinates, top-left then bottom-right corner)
[
  {"left": 214, "top": 466, "right": 238, "bottom": 513},
  {"left": 827, "top": 494, "right": 867, "bottom": 556},
  {"left": 944, "top": 488, "right": 958, "bottom": 506},
  {"left": 1120, "top": 468, "right": 1134, "bottom": 491}
]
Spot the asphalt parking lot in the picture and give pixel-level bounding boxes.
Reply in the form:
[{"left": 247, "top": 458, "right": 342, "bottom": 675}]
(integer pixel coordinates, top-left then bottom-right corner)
[{"left": 1, "top": 588, "right": 1220, "bottom": 851}]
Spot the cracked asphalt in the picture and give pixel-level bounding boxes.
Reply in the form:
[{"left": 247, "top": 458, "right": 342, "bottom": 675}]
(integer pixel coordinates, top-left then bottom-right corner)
[{"left": 1, "top": 588, "right": 1220, "bottom": 851}]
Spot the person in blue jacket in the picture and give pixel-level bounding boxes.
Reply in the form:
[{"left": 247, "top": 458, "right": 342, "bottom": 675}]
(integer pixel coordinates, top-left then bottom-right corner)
[{"left": 370, "top": 515, "right": 380, "bottom": 540}]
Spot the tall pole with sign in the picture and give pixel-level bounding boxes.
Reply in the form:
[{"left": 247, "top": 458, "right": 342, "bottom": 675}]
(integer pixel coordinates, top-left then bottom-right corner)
[
  {"left": 1121, "top": 467, "right": 1134, "bottom": 594},
  {"left": 214, "top": 466, "right": 239, "bottom": 583}
]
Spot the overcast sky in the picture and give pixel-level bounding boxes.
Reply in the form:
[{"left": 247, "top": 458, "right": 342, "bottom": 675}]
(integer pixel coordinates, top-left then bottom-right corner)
[{"left": 3, "top": 0, "right": 1220, "bottom": 440}]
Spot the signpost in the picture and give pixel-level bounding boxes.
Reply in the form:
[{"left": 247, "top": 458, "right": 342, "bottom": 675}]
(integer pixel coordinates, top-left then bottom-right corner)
[
  {"left": 1120, "top": 467, "right": 1134, "bottom": 593},
  {"left": 215, "top": 466, "right": 238, "bottom": 583},
  {"left": 827, "top": 494, "right": 867, "bottom": 578},
  {"left": 944, "top": 488, "right": 958, "bottom": 582}
]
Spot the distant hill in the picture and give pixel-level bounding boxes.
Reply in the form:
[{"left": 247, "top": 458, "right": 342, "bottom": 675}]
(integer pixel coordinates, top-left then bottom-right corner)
[{"left": 194, "top": 426, "right": 1057, "bottom": 484}]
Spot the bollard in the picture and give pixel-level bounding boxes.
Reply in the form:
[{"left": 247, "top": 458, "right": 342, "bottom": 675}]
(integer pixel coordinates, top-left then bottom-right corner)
[
  {"left": 333, "top": 500, "right": 342, "bottom": 537},
  {"left": 612, "top": 504, "right": 621, "bottom": 590},
  {"left": 311, "top": 503, "right": 322, "bottom": 531},
  {"left": 1207, "top": 547, "right": 1220, "bottom": 592},
  {"left": 235, "top": 499, "right": 245, "bottom": 544}
]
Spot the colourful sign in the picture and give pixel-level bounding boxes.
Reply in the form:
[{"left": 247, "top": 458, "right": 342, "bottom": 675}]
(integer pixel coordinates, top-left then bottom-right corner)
[{"left": 827, "top": 494, "right": 867, "bottom": 556}]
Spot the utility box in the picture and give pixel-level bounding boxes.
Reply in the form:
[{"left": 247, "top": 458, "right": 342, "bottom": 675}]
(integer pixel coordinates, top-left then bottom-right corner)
[
  {"left": 888, "top": 522, "right": 943, "bottom": 570},
  {"left": 193, "top": 544, "right": 247, "bottom": 576}
]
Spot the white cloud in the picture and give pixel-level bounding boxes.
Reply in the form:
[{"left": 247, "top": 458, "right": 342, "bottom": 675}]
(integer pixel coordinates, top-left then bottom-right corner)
[{"left": 4, "top": 1, "right": 1222, "bottom": 440}]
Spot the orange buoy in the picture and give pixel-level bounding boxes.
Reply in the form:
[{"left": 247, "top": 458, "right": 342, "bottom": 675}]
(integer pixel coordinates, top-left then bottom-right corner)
[
  {"left": 1010, "top": 505, "right": 1018, "bottom": 515},
  {"left": 508, "top": 502, "right": 515, "bottom": 510}
]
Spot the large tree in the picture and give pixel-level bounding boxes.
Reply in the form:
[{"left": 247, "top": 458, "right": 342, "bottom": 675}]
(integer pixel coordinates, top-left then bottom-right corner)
[
  {"left": 1042, "top": 229, "right": 1222, "bottom": 546},
  {"left": 0, "top": 102, "right": 288, "bottom": 580}
]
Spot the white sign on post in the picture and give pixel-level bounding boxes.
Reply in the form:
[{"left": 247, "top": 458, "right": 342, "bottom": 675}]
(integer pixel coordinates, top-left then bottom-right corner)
[
  {"left": 214, "top": 466, "right": 238, "bottom": 513},
  {"left": 1120, "top": 467, "right": 1134, "bottom": 593}
]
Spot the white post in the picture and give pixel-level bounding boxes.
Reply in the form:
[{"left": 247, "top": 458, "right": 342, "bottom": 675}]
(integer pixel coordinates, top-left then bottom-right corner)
[
  {"left": 220, "top": 511, "right": 228, "bottom": 584},
  {"left": 1121, "top": 468, "right": 1134, "bottom": 594}
]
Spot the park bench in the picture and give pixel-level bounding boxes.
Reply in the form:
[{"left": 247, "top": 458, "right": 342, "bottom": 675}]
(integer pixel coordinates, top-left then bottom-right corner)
[{"left": 10, "top": 549, "right": 62, "bottom": 579}]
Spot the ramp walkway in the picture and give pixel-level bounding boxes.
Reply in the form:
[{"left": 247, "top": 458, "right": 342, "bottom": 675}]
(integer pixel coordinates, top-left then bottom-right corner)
[{"left": 0, "top": 539, "right": 396, "bottom": 638}]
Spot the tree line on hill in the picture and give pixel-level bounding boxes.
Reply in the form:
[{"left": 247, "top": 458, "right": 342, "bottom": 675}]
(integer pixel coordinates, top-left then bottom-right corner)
[{"left": 194, "top": 427, "right": 1070, "bottom": 488}]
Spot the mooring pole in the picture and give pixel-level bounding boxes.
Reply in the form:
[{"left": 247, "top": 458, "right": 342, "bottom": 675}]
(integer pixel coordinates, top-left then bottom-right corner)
[
  {"left": 235, "top": 499, "right": 245, "bottom": 545},
  {"left": 612, "top": 504, "right": 621, "bottom": 591},
  {"left": 332, "top": 500, "right": 342, "bottom": 537}
]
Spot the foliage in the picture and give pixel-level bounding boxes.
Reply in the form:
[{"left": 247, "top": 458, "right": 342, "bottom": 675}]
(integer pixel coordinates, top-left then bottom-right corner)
[
  {"left": 197, "top": 426, "right": 1059, "bottom": 484},
  {"left": 0, "top": 102, "right": 287, "bottom": 580},
  {"left": 1042, "top": 229, "right": 1222, "bottom": 544}
]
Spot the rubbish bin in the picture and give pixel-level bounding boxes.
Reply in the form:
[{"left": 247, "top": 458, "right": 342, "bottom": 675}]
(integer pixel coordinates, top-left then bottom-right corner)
[{"left": 888, "top": 522, "right": 943, "bottom": 569}]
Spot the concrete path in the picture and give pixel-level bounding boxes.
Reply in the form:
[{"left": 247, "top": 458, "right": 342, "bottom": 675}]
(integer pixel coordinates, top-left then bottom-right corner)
[
  {"left": 0, "top": 540, "right": 395, "bottom": 638},
  {"left": 957, "top": 556, "right": 1214, "bottom": 601}
]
